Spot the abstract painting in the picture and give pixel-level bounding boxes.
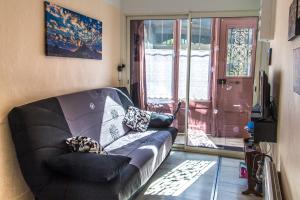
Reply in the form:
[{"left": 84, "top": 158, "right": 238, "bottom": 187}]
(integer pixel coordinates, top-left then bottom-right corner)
[
  {"left": 288, "top": 0, "right": 300, "bottom": 41},
  {"left": 45, "top": 1, "right": 102, "bottom": 60}
]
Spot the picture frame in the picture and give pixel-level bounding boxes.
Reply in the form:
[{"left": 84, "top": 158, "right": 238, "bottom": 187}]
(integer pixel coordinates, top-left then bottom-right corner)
[
  {"left": 293, "top": 48, "right": 300, "bottom": 95},
  {"left": 45, "top": 1, "right": 102, "bottom": 60},
  {"left": 288, "top": 0, "right": 300, "bottom": 41}
]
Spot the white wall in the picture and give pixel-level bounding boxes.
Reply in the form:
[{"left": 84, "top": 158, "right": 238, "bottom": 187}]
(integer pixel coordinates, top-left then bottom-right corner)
[
  {"left": 104, "top": 0, "right": 121, "bottom": 8},
  {"left": 269, "top": 0, "right": 300, "bottom": 198},
  {"left": 121, "top": 0, "right": 260, "bottom": 15}
]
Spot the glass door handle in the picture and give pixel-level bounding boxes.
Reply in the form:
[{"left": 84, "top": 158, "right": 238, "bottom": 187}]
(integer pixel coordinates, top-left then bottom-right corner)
[
  {"left": 218, "top": 79, "right": 227, "bottom": 88},
  {"left": 217, "top": 79, "right": 227, "bottom": 85}
]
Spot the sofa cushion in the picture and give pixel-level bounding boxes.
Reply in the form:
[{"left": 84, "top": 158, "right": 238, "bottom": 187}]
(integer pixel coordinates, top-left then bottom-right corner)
[
  {"left": 45, "top": 153, "right": 131, "bottom": 182},
  {"left": 105, "top": 128, "right": 177, "bottom": 184},
  {"left": 148, "top": 113, "right": 175, "bottom": 128},
  {"left": 66, "top": 136, "right": 105, "bottom": 154},
  {"left": 148, "top": 101, "right": 181, "bottom": 128},
  {"left": 123, "top": 106, "right": 151, "bottom": 132}
]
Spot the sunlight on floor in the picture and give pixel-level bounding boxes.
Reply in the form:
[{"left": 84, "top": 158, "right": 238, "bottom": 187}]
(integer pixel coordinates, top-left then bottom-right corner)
[
  {"left": 175, "top": 131, "right": 244, "bottom": 148},
  {"left": 175, "top": 130, "right": 219, "bottom": 148},
  {"left": 188, "top": 131, "right": 218, "bottom": 148},
  {"left": 144, "top": 160, "right": 216, "bottom": 196}
]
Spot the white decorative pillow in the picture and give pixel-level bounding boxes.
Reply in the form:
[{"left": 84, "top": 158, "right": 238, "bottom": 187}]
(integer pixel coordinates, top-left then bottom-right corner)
[
  {"left": 123, "top": 106, "right": 151, "bottom": 132},
  {"left": 66, "top": 136, "right": 106, "bottom": 154}
]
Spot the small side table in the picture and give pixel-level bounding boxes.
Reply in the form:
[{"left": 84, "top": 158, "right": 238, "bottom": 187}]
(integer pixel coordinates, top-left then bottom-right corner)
[{"left": 242, "top": 142, "right": 263, "bottom": 197}]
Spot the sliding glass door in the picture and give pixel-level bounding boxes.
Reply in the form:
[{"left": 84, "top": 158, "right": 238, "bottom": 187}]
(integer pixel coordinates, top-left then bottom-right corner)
[
  {"left": 184, "top": 18, "right": 218, "bottom": 148},
  {"left": 145, "top": 20, "right": 174, "bottom": 102},
  {"left": 129, "top": 17, "right": 258, "bottom": 152},
  {"left": 129, "top": 18, "right": 215, "bottom": 148},
  {"left": 144, "top": 20, "right": 176, "bottom": 112}
]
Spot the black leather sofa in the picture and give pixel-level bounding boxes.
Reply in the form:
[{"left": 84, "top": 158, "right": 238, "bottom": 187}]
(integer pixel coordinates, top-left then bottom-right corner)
[{"left": 8, "top": 88, "right": 177, "bottom": 200}]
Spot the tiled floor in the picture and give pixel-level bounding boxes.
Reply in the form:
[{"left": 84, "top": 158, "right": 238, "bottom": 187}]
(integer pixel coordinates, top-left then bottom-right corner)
[
  {"left": 135, "top": 151, "right": 262, "bottom": 200},
  {"left": 216, "top": 158, "right": 261, "bottom": 200}
]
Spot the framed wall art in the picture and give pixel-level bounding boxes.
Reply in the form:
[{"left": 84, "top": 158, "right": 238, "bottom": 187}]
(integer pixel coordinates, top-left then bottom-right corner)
[
  {"left": 288, "top": 0, "right": 300, "bottom": 41},
  {"left": 45, "top": 1, "right": 102, "bottom": 60},
  {"left": 293, "top": 48, "right": 300, "bottom": 95}
]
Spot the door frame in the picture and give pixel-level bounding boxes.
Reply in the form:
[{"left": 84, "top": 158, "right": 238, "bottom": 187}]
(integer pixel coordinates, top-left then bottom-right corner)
[{"left": 214, "top": 17, "right": 258, "bottom": 138}]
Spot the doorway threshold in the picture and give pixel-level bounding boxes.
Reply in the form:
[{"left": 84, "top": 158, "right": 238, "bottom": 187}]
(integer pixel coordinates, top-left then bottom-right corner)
[
  {"left": 175, "top": 133, "right": 244, "bottom": 149},
  {"left": 217, "top": 145, "right": 244, "bottom": 152},
  {"left": 172, "top": 145, "right": 244, "bottom": 159}
]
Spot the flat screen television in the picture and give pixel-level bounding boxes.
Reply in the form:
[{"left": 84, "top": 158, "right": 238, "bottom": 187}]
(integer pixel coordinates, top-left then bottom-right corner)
[
  {"left": 253, "top": 71, "right": 277, "bottom": 143},
  {"left": 259, "top": 70, "right": 271, "bottom": 119}
]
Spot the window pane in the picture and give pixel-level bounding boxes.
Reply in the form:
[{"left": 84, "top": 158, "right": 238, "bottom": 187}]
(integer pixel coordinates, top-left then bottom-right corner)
[
  {"left": 226, "top": 28, "right": 253, "bottom": 77},
  {"left": 144, "top": 20, "right": 175, "bottom": 99},
  {"left": 178, "top": 19, "right": 188, "bottom": 100},
  {"left": 179, "top": 18, "right": 212, "bottom": 101}
]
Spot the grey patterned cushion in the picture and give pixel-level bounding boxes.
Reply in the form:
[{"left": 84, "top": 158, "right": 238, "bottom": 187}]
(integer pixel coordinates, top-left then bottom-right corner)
[
  {"left": 123, "top": 106, "right": 151, "bottom": 132},
  {"left": 66, "top": 136, "right": 106, "bottom": 154}
]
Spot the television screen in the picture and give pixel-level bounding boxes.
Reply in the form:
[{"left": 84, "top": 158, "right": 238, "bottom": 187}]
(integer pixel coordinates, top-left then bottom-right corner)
[{"left": 259, "top": 71, "right": 271, "bottom": 119}]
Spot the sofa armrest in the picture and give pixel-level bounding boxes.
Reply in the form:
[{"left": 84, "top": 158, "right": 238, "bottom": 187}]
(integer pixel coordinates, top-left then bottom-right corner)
[{"left": 45, "top": 153, "right": 130, "bottom": 182}]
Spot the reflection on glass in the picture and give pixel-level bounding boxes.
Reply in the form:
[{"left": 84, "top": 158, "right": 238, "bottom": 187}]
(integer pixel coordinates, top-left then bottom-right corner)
[
  {"left": 144, "top": 20, "right": 175, "bottom": 100},
  {"left": 226, "top": 28, "right": 253, "bottom": 77},
  {"left": 178, "top": 18, "right": 212, "bottom": 101}
]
